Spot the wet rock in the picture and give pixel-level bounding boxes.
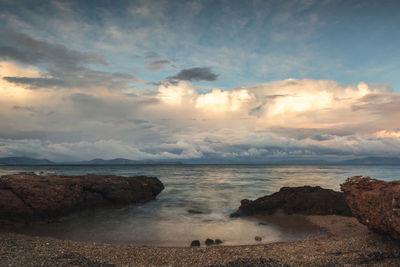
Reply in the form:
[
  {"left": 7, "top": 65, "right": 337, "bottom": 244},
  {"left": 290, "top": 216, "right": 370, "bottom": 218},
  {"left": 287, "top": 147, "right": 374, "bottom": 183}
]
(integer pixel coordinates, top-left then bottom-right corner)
[
  {"left": 190, "top": 240, "right": 200, "bottom": 247},
  {"left": 215, "top": 239, "right": 223, "bottom": 244},
  {"left": 341, "top": 176, "right": 400, "bottom": 240},
  {"left": 0, "top": 172, "right": 164, "bottom": 224},
  {"left": 231, "top": 186, "right": 352, "bottom": 217},
  {"left": 205, "top": 238, "right": 214, "bottom": 246},
  {"left": 187, "top": 209, "right": 203, "bottom": 214},
  {"left": 255, "top": 236, "right": 262, "bottom": 242}
]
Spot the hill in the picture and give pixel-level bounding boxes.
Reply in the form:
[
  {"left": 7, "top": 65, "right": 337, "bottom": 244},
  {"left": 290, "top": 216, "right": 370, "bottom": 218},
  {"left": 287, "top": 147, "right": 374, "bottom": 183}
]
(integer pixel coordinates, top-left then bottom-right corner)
[{"left": 0, "top": 157, "right": 54, "bottom": 165}]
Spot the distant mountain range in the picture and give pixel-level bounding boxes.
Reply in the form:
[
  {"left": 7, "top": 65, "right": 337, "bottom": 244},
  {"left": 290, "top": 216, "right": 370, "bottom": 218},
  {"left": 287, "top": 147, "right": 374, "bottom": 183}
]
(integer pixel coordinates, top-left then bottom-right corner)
[
  {"left": 338, "top": 157, "right": 400, "bottom": 165},
  {"left": 72, "top": 158, "right": 161, "bottom": 165},
  {"left": 0, "top": 156, "right": 399, "bottom": 165},
  {"left": 0, "top": 157, "right": 54, "bottom": 165},
  {"left": 0, "top": 157, "right": 181, "bottom": 165}
]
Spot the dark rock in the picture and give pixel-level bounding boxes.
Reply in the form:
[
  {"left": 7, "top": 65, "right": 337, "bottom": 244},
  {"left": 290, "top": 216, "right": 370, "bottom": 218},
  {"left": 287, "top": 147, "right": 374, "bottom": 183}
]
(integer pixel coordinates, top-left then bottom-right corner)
[
  {"left": 188, "top": 209, "right": 203, "bottom": 214},
  {"left": 205, "top": 238, "right": 214, "bottom": 246},
  {"left": 0, "top": 172, "right": 164, "bottom": 224},
  {"left": 231, "top": 186, "right": 352, "bottom": 217},
  {"left": 135, "top": 175, "right": 164, "bottom": 197},
  {"left": 215, "top": 239, "right": 223, "bottom": 244},
  {"left": 341, "top": 176, "right": 400, "bottom": 240},
  {"left": 229, "top": 211, "right": 240, "bottom": 217},
  {"left": 190, "top": 240, "right": 200, "bottom": 247},
  {"left": 359, "top": 250, "right": 400, "bottom": 263},
  {"left": 255, "top": 236, "right": 262, "bottom": 242}
]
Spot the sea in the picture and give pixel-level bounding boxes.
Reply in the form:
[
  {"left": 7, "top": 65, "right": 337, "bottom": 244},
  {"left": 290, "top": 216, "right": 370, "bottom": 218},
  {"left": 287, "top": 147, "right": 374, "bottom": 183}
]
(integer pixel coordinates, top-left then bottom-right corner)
[{"left": 1, "top": 164, "right": 399, "bottom": 246}]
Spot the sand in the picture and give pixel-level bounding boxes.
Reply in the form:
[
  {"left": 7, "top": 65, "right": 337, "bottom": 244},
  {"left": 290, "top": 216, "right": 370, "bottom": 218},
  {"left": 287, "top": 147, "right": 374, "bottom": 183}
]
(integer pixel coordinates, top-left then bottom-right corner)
[{"left": 1, "top": 215, "right": 400, "bottom": 266}]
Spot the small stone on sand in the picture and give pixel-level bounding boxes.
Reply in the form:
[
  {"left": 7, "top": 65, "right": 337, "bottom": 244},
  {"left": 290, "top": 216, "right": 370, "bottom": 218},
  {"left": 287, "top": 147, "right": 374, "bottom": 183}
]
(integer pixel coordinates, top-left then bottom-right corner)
[{"left": 190, "top": 240, "right": 200, "bottom": 247}]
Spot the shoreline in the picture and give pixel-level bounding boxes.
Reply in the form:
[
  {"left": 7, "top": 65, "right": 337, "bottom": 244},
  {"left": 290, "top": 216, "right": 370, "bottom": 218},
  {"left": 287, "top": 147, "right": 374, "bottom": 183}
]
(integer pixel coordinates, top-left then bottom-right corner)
[{"left": 2, "top": 215, "right": 400, "bottom": 266}]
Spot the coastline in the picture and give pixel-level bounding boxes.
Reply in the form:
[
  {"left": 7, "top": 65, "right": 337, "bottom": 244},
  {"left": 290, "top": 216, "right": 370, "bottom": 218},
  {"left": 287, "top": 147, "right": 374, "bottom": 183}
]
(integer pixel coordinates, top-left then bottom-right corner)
[{"left": 2, "top": 215, "right": 399, "bottom": 266}]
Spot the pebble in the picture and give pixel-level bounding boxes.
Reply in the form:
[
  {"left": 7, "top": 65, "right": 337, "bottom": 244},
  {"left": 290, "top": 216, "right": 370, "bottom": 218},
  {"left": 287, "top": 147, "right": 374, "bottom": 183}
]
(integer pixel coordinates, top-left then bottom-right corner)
[
  {"left": 205, "top": 239, "right": 215, "bottom": 246},
  {"left": 1, "top": 216, "right": 398, "bottom": 267},
  {"left": 190, "top": 240, "right": 200, "bottom": 247},
  {"left": 215, "top": 239, "right": 223, "bottom": 245}
]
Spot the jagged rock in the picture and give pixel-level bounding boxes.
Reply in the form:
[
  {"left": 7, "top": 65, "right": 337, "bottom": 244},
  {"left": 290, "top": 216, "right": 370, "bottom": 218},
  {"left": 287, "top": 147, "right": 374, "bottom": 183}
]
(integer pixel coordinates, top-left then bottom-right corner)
[
  {"left": 0, "top": 172, "right": 164, "bottom": 224},
  {"left": 205, "top": 238, "right": 214, "bottom": 246},
  {"left": 215, "top": 239, "right": 223, "bottom": 244},
  {"left": 231, "top": 186, "right": 352, "bottom": 217},
  {"left": 190, "top": 240, "right": 200, "bottom": 247},
  {"left": 341, "top": 176, "right": 400, "bottom": 240}
]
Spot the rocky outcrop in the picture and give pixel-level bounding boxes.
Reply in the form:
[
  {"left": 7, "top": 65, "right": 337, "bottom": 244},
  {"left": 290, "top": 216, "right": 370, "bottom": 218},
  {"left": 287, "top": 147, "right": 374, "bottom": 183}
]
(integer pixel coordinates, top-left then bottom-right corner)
[
  {"left": 231, "top": 186, "right": 352, "bottom": 217},
  {"left": 341, "top": 176, "right": 400, "bottom": 240},
  {"left": 0, "top": 172, "right": 164, "bottom": 224}
]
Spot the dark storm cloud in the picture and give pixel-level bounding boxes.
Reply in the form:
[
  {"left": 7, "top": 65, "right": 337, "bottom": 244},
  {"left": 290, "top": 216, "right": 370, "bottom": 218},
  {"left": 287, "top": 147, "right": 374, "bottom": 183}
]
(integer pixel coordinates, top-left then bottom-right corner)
[
  {"left": 0, "top": 29, "right": 106, "bottom": 69},
  {"left": 1, "top": 29, "right": 136, "bottom": 90},
  {"left": 168, "top": 67, "right": 218, "bottom": 82},
  {"left": 309, "top": 134, "right": 334, "bottom": 141},
  {"left": 3, "top": 70, "right": 136, "bottom": 90},
  {"left": 147, "top": 60, "right": 170, "bottom": 71},
  {"left": 3, "top": 77, "right": 66, "bottom": 89}
]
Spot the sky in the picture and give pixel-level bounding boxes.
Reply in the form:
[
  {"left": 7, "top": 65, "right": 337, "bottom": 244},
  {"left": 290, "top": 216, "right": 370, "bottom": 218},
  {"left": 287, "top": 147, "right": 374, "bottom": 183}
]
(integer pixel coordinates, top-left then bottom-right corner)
[{"left": 0, "top": 0, "right": 400, "bottom": 163}]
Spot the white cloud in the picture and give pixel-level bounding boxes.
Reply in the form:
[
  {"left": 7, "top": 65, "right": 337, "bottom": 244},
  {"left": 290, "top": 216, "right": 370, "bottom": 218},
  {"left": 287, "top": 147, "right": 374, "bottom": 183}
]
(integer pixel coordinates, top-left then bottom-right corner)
[{"left": 1, "top": 62, "right": 400, "bottom": 161}]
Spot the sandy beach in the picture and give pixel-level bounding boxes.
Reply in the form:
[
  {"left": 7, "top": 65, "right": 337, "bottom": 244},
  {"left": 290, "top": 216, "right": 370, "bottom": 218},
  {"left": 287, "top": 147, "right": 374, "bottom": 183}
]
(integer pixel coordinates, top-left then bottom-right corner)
[{"left": 1, "top": 215, "right": 400, "bottom": 267}]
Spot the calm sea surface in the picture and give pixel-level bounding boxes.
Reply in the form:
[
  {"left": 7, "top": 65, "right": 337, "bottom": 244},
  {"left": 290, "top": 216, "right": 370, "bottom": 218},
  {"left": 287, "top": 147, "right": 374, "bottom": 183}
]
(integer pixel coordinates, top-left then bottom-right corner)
[{"left": 1, "top": 164, "right": 399, "bottom": 246}]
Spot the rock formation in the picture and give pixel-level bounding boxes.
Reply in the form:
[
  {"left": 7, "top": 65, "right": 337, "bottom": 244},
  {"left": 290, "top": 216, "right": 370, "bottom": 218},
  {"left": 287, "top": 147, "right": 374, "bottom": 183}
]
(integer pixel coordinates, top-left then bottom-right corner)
[
  {"left": 205, "top": 238, "right": 215, "bottom": 246},
  {"left": 0, "top": 172, "right": 164, "bottom": 224},
  {"left": 231, "top": 186, "right": 352, "bottom": 217},
  {"left": 341, "top": 176, "right": 400, "bottom": 240},
  {"left": 190, "top": 240, "right": 200, "bottom": 247}
]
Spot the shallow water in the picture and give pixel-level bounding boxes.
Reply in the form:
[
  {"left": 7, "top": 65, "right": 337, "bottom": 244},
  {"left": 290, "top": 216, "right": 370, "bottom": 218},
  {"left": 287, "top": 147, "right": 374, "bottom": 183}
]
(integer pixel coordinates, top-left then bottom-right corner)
[{"left": 1, "top": 164, "right": 399, "bottom": 246}]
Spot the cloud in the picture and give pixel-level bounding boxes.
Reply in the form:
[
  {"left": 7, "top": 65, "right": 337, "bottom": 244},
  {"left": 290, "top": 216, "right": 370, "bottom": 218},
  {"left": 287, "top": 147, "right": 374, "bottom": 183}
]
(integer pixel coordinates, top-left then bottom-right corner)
[
  {"left": 3, "top": 77, "right": 66, "bottom": 89},
  {"left": 157, "top": 81, "right": 253, "bottom": 112},
  {"left": 143, "top": 51, "right": 160, "bottom": 58},
  {"left": 309, "top": 134, "right": 335, "bottom": 141},
  {"left": 168, "top": 67, "right": 219, "bottom": 82},
  {"left": 1, "top": 70, "right": 400, "bottom": 161},
  {"left": 0, "top": 29, "right": 106, "bottom": 69},
  {"left": 3, "top": 69, "right": 137, "bottom": 90},
  {"left": 0, "top": 30, "right": 137, "bottom": 90},
  {"left": 147, "top": 60, "right": 170, "bottom": 71},
  {"left": 376, "top": 130, "right": 400, "bottom": 138}
]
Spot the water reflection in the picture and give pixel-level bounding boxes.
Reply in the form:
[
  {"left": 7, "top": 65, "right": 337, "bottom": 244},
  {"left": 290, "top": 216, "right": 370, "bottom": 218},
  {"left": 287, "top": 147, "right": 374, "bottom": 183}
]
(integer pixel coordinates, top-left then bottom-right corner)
[{"left": 1, "top": 164, "right": 399, "bottom": 246}]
